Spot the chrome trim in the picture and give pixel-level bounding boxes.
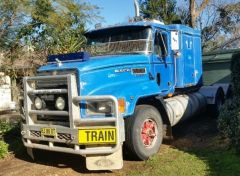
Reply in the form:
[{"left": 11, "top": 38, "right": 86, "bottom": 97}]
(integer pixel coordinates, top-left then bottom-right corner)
[
  {"left": 25, "top": 75, "right": 68, "bottom": 80},
  {"left": 27, "top": 89, "right": 68, "bottom": 94},
  {"left": 74, "top": 118, "right": 116, "bottom": 123},
  {"left": 23, "top": 141, "right": 118, "bottom": 155},
  {"left": 29, "top": 110, "right": 69, "bottom": 116}
]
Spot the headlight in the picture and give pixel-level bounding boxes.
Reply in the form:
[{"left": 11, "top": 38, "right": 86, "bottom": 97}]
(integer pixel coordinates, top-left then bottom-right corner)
[
  {"left": 87, "top": 101, "right": 113, "bottom": 115},
  {"left": 55, "top": 97, "right": 66, "bottom": 110},
  {"left": 34, "top": 97, "right": 44, "bottom": 110}
]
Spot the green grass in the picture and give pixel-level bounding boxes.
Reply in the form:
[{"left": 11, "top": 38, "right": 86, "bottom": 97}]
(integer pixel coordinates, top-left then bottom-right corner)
[
  {"left": 128, "top": 147, "right": 240, "bottom": 176},
  {"left": 0, "top": 140, "right": 9, "bottom": 159},
  {"left": 193, "top": 149, "right": 240, "bottom": 176}
]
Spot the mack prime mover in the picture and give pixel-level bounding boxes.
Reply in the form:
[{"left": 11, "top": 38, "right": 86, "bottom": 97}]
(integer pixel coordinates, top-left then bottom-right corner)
[{"left": 21, "top": 0, "right": 231, "bottom": 171}]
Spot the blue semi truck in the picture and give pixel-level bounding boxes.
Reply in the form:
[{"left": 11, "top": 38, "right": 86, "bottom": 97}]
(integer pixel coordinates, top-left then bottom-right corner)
[{"left": 21, "top": 1, "right": 231, "bottom": 171}]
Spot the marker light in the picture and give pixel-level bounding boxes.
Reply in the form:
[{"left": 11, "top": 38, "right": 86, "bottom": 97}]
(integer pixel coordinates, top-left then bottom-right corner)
[{"left": 118, "top": 99, "right": 125, "bottom": 113}]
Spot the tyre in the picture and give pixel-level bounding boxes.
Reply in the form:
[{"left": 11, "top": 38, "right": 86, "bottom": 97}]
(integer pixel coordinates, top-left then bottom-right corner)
[
  {"left": 125, "top": 105, "right": 163, "bottom": 160},
  {"left": 208, "top": 89, "right": 224, "bottom": 118},
  {"left": 226, "top": 85, "right": 233, "bottom": 99}
]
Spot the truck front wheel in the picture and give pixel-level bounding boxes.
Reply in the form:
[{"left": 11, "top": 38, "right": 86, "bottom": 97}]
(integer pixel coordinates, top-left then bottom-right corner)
[{"left": 125, "top": 105, "right": 163, "bottom": 160}]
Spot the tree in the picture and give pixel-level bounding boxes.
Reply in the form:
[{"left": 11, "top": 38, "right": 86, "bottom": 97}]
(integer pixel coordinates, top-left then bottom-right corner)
[
  {"left": 18, "top": 0, "right": 100, "bottom": 54},
  {"left": 200, "top": 1, "right": 240, "bottom": 51},
  {"left": 211, "top": 2, "right": 240, "bottom": 50},
  {"left": 0, "top": 0, "right": 100, "bottom": 78},
  {"left": 0, "top": 0, "right": 30, "bottom": 50},
  {"left": 139, "top": 0, "right": 180, "bottom": 24},
  {"left": 139, "top": 0, "right": 211, "bottom": 27},
  {"left": 189, "top": 0, "right": 210, "bottom": 28},
  {"left": 176, "top": 0, "right": 240, "bottom": 51}
]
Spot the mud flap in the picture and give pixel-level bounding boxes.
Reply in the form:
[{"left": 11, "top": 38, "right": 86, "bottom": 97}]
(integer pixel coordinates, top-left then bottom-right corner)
[
  {"left": 86, "top": 147, "right": 123, "bottom": 170},
  {"left": 27, "top": 147, "right": 35, "bottom": 160}
]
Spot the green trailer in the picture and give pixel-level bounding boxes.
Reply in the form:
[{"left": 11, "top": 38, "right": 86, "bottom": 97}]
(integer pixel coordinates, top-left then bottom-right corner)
[{"left": 202, "top": 49, "right": 240, "bottom": 86}]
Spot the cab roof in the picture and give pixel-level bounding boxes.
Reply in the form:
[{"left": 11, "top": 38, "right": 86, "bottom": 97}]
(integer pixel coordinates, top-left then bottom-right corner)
[{"left": 86, "top": 20, "right": 201, "bottom": 36}]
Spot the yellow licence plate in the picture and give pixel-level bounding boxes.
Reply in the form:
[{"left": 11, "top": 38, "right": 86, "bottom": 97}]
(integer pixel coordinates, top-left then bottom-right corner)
[
  {"left": 78, "top": 128, "right": 117, "bottom": 144},
  {"left": 41, "top": 128, "right": 57, "bottom": 137}
]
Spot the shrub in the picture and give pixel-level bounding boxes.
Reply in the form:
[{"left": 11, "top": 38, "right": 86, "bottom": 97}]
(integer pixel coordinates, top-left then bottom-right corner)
[
  {"left": 0, "top": 121, "right": 14, "bottom": 135},
  {"left": 0, "top": 120, "right": 21, "bottom": 140},
  {"left": 0, "top": 140, "right": 8, "bottom": 159},
  {"left": 218, "top": 98, "right": 240, "bottom": 151},
  {"left": 231, "top": 52, "right": 240, "bottom": 98},
  {"left": 0, "top": 121, "right": 21, "bottom": 159},
  {"left": 218, "top": 52, "right": 240, "bottom": 152}
]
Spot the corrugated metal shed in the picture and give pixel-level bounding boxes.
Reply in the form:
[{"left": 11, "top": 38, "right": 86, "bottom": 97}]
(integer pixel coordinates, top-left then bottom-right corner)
[{"left": 202, "top": 48, "right": 240, "bottom": 85}]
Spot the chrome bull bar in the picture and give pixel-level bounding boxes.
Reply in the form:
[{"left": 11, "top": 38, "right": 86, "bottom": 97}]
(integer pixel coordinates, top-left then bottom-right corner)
[{"left": 22, "top": 74, "right": 124, "bottom": 155}]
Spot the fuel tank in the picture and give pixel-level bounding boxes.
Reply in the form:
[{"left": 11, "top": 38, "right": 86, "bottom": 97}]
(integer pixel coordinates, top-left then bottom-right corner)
[{"left": 164, "top": 92, "right": 207, "bottom": 126}]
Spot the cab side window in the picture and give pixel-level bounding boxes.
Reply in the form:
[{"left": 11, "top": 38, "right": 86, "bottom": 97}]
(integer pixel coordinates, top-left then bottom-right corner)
[{"left": 154, "top": 31, "right": 168, "bottom": 57}]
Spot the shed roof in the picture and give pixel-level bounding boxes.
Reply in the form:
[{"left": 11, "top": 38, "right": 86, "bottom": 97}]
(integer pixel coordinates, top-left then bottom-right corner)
[{"left": 203, "top": 48, "right": 240, "bottom": 63}]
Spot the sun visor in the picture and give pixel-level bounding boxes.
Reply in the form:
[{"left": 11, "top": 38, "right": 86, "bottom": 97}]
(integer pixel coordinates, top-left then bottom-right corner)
[{"left": 47, "top": 52, "right": 90, "bottom": 64}]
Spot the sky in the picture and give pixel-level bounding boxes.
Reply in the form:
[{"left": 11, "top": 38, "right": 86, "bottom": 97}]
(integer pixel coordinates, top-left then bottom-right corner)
[
  {"left": 87, "top": 0, "right": 135, "bottom": 29},
  {"left": 86, "top": 0, "right": 187, "bottom": 29},
  {"left": 86, "top": 0, "right": 237, "bottom": 30}
]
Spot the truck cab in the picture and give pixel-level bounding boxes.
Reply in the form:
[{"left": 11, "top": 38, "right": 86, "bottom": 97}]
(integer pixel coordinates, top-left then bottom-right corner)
[{"left": 21, "top": 20, "right": 226, "bottom": 170}]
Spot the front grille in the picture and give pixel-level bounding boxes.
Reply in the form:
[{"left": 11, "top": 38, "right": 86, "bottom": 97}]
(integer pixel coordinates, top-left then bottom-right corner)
[
  {"left": 36, "top": 70, "right": 75, "bottom": 89},
  {"left": 30, "top": 130, "right": 72, "bottom": 141},
  {"left": 30, "top": 131, "right": 41, "bottom": 137},
  {"left": 25, "top": 73, "right": 77, "bottom": 127},
  {"left": 37, "top": 115, "right": 69, "bottom": 122},
  {"left": 36, "top": 80, "right": 68, "bottom": 89},
  {"left": 35, "top": 75, "right": 69, "bottom": 125},
  {"left": 57, "top": 133, "right": 72, "bottom": 140}
]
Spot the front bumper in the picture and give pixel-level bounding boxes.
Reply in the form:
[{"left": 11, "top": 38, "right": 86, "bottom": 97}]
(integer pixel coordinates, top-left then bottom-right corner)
[
  {"left": 22, "top": 123, "right": 124, "bottom": 155},
  {"left": 22, "top": 74, "right": 124, "bottom": 156}
]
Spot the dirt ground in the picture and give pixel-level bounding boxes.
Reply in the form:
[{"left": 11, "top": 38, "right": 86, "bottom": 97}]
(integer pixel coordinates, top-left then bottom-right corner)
[{"left": 0, "top": 115, "right": 218, "bottom": 176}]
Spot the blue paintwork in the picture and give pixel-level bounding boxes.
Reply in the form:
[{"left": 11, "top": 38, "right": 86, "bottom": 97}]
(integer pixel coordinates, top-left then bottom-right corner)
[
  {"left": 38, "top": 21, "right": 202, "bottom": 118},
  {"left": 168, "top": 25, "right": 202, "bottom": 87}
]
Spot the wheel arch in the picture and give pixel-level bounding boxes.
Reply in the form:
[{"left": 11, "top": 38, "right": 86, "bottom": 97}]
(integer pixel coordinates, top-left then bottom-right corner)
[{"left": 136, "top": 95, "right": 171, "bottom": 126}]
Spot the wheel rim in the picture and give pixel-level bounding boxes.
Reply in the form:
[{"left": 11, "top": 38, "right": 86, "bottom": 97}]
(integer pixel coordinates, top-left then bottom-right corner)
[{"left": 141, "top": 119, "right": 158, "bottom": 148}]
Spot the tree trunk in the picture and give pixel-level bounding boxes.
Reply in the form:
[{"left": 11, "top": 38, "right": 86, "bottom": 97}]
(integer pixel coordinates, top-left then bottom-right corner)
[
  {"left": 189, "top": 0, "right": 211, "bottom": 28},
  {"left": 189, "top": 0, "right": 196, "bottom": 27}
]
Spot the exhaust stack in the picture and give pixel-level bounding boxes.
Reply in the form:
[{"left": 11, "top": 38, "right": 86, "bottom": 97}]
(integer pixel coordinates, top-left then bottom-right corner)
[{"left": 134, "top": 0, "right": 140, "bottom": 17}]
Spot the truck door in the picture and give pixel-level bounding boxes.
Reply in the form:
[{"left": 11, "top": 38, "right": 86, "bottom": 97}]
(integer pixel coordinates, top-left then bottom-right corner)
[{"left": 152, "top": 30, "right": 174, "bottom": 94}]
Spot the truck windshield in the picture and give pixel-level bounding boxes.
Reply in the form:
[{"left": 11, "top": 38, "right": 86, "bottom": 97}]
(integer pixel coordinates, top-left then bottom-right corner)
[{"left": 85, "top": 26, "right": 152, "bottom": 56}]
